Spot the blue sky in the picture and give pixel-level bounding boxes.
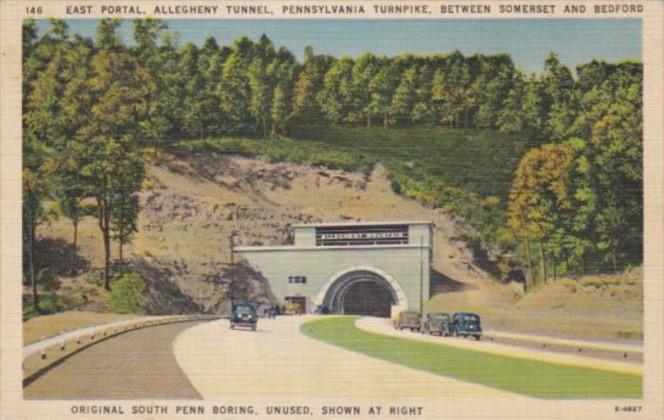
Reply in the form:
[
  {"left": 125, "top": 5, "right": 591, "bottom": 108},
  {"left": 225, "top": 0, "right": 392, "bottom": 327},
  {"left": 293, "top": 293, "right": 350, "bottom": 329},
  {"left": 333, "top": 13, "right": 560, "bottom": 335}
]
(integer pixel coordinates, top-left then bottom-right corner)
[{"left": 36, "top": 19, "right": 641, "bottom": 74}]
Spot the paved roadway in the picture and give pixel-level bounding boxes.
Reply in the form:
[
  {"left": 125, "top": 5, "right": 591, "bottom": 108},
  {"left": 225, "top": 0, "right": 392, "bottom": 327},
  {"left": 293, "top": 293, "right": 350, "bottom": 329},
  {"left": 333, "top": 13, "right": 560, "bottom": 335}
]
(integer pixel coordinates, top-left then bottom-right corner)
[
  {"left": 25, "top": 315, "right": 638, "bottom": 401},
  {"left": 24, "top": 321, "right": 203, "bottom": 400},
  {"left": 173, "top": 316, "right": 513, "bottom": 399}
]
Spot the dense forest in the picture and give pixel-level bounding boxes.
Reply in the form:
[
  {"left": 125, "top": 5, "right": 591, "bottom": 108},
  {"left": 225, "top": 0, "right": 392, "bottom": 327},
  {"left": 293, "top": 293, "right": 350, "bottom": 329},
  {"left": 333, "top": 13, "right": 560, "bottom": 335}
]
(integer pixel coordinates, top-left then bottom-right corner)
[{"left": 22, "top": 18, "right": 642, "bottom": 311}]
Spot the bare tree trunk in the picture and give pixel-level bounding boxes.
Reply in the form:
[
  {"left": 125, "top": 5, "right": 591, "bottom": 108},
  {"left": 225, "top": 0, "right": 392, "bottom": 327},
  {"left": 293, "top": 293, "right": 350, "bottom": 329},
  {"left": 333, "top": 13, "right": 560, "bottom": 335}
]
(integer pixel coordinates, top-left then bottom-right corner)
[
  {"left": 524, "top": 236, "right": 535, "bottom": 288},
  {"left": 366, "top": 113, "right": 371, "bottom": 128},
  {"left": 70, "top": 215, "right": 79, "bottom": 275},
  {"left": 580, "top": 252, "right": 586, "bottom": 275},
  {"left": 118, "top": 212, "right": 124, "bottom": 265},
  {"left": 98, "top": 195, "right": 112, "bottom": 290},
  {"left": 538, "top": 241, "right": 547, "bottom": 283},
  {"left": 611, "top": 249, "right": 618, "bottom": 272},
  {"left": 383, "top": 111, "right": 388, "bottom": 128},
  {"left": 552, "top": 255, "right": 557, "bottom": 281},
  {"left": 26, "top": 202, "right": 40, "bottom": 311}
]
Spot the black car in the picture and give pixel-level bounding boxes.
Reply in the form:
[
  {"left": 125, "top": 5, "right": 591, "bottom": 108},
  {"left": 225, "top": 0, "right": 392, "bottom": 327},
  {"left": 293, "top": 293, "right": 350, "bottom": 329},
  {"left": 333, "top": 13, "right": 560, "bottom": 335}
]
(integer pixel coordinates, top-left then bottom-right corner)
[
  {"left": 451, "top": 312, "right": 482, "bottom": 340},
  {"left": 230, "top": 301, "right": 258, "bottom": 331},
  {"left": 421, "top": 312, "right": 452, "bottom": 336},
  {"left": 313, "top": 304, "right": 330, "bottom": 315}
]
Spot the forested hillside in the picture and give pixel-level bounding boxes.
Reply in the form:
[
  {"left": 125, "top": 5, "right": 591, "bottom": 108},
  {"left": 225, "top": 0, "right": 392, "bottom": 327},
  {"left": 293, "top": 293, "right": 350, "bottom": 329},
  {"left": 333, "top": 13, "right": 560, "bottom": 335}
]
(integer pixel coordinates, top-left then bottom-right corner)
[{"left": 22, "top": 18, "right": 642, "bottom": 315}]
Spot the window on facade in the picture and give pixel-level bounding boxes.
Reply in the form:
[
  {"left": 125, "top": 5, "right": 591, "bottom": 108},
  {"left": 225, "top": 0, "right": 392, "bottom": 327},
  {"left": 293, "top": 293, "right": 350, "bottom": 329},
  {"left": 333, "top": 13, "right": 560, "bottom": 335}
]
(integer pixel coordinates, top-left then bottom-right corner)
[{"left": 288, "top": 276, "right": 307, "bottom": 284}]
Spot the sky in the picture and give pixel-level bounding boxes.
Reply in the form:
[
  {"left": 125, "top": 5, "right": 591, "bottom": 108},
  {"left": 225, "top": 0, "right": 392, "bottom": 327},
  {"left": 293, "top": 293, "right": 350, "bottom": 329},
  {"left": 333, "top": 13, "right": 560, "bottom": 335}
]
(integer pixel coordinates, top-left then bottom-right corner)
[{"left": 36, "top": 19, "right": 641, "bottom": 74}]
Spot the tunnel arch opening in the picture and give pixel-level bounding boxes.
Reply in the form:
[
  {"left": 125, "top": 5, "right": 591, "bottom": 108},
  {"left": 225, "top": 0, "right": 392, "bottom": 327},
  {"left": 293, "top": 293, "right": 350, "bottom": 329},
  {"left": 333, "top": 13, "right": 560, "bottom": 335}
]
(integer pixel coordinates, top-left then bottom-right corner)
[{"left": 320, "top": 269, "right": 405, "bottom": 318}]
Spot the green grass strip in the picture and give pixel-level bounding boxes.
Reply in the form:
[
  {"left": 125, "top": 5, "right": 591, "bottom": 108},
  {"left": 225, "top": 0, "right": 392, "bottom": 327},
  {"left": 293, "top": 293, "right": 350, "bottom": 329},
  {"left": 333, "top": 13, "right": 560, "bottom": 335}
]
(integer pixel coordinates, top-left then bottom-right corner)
[{"left": 300, "top": 317, "right": 642, "bottom": 399}]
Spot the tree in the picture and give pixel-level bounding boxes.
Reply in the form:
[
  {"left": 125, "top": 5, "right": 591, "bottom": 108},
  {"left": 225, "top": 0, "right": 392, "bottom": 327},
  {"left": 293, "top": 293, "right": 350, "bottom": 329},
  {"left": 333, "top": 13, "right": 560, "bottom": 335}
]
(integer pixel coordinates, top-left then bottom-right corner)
[
  {"left": 111, "top": 192, "right": 141, "bottom": 264},
  {"left": 587, "top": 76, "right": 642, "bottom": 271},
  {"left": 411, "top": 63, "right": 435, "bottom": 124},
  {"left": 498, "top": 72, "right": 547, "bottom": 142},
  {"left": 132, "top": 19, "right": 175, "bottom": 155},
  {"left": 508, "top": 143, "right": 574, "bottom": 284},
  {"left": 79, "top": 20, "right": 147, "bottom": 290},
  {"left": 95, "top": 18, "right": 123, "bottom": 49},
  {"left": 218, "top": 36, "right": 254, "bottom": 134},
  {"left": 22, "top": 19, "right": 39, "bottom": 103},
  {"left": 390, "top": 67, "right": 417, "bottom": 125},
  {"left": 270, "top": 48, "right": 297, "bottom": 136},
  {"left": 22, "top": 134, "right": 57, "bottom": 312},
  {"left": 432, "top": 52, "right": 472, "bottom": 128},
  {"left": 319, "top": 56, "right": 355, "bottom": 124},
  {"left": 55, "top": 35, "right": 95, "bottom": 274},
  {"left": 248, "top": 34, "right": 276, "bottom": 137},
  {"left": 351, "top": 53, "right": 379, "bottom": 126},
  {"left": 541, "top": 53, "right": 579, "bottom": 141},
  {"left": 271, "top": 83, "right": 288, "bottom": 137},
  {"left": 292, "top": 46, "right": 333, "bottom": 121},
  {"left": 369, "top": 62, "right": 397, "bottom": 127},
  {"left": 22, "top": 19, "right": 72, "bottom": 310},
  {"left": 475, "top": 56, "right": 515, "bottom": 129}
]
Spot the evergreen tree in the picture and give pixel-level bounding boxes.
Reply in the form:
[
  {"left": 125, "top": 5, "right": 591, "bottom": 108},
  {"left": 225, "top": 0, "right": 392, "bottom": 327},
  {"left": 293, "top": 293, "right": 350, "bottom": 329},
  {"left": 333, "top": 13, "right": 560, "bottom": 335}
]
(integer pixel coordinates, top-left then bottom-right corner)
[
  {"left": 411, "top": 63, "right": 435, "bottom": 124},
  {"left": 132, "top": 19, "right": 175, "bottom": 154},
  {"left": 351, "top": 53, "right": 379, "bottom": 126},
  {"left": 218, "top": 37, "right": 254, "bottom": 134},
  {"left": 248, "top": 34, "right": 276, "bottom": 137},
  {"left": 292, "top": 46, "right": 332, "bottom": 120},
  {"left": 369, "top": 62, "right": 397, "bottom": 127},
  {"left": 79, "top": 20, "right": 147, "bottom": 289},
  {"left": 390, "top": 67, "right": 417, "bottom": 125},
  {"left": 319, "top": 56, "right": 354, "bottom": 124},
  {"left": 542, "top": 53, "right": 579, "bottom": 141}
]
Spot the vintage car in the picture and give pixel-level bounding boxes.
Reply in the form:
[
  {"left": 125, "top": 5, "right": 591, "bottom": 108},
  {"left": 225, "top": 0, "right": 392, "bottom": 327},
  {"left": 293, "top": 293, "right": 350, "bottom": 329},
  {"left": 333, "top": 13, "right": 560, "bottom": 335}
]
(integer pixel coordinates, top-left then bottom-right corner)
[
  {"left": 421, "top": 312, "right": 452, "bottom": 336},
  {"left": 394, "top": 311, "right": 421, "bottom": 331},
  {"left": 451, "top": 312, "right": 482, "bottom": 340},
  {"left": 230, "top": 301, "right": 258, "bottom": 331},
  {"left": 313, "top": 304, "right": 330, "bottom": 315}
]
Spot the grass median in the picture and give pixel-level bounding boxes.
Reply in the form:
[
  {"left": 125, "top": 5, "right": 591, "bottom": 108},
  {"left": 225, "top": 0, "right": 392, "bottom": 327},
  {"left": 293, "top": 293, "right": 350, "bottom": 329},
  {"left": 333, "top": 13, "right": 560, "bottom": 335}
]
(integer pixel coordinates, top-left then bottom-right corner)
[{"left": 300, "top": 317, "right": 642, "bottom": 399}]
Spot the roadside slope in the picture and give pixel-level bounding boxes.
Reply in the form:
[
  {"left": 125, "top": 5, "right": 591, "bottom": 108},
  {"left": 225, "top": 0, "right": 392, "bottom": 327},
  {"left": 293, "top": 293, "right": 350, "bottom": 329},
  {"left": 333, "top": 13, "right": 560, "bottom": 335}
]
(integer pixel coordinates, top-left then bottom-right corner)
[{"left": 34, "top": 154, "right": 642, "bottom": 343}]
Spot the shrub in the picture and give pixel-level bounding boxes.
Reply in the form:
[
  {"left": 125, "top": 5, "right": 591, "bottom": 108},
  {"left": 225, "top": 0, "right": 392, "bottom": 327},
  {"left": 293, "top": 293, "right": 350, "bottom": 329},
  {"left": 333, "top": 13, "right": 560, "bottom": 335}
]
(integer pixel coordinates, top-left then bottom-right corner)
[
  {"left": 22, "top": 293, "right": 66, "bottom": 320},
  {"left": 580, "top": 276, "right": 621, "bottom": 289},
  {"left": 108, "top": 273, "right": 146, "bottom": 314},
  {"left": 559, "top": 279, "right": 578, "bottom": 293}
]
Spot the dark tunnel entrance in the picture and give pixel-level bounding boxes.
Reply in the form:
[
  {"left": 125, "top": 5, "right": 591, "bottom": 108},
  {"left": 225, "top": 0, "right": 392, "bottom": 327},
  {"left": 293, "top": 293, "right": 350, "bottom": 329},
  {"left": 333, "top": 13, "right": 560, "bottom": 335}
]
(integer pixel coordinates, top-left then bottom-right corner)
[{"left": 323, "top": 271, "right": 397, "bottom": 318}]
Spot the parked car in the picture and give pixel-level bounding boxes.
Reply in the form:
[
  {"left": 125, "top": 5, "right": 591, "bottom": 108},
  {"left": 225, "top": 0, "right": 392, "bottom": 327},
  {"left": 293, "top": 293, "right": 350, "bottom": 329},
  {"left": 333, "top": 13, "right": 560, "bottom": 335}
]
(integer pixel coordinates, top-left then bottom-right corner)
[
  {"left": 451, "top": 312, "right": 482, "bottom": 340},
  {"left": 394, "top": 311, "right": 421, "bottom": 331},
  {"left": 421, "top": 312, "right": 452, "bottom": 336},
  {"left": 314, "top": 304, "right": 330, "bottom": 315},
  {"left": 230, "top": 301, "right": 258, "bottom": 331}
]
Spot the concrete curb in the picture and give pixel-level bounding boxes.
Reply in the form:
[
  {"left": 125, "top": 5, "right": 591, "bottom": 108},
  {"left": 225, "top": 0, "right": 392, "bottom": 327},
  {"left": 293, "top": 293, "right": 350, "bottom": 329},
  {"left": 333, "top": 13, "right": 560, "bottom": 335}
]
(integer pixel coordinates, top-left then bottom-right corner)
[
  {"left": 355, "top": 317, "right": 642, "bottom": 376},
  {"left": 484, "top": 330, "right": 643, "bottom": 353},
  {"left": 22, "top": 314, "right": 220, "bottom": 385}
]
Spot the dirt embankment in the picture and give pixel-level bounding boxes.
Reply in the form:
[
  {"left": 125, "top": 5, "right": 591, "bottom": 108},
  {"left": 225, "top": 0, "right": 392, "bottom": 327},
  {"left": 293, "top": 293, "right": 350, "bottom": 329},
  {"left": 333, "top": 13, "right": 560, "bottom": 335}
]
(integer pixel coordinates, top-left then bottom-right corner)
[
  {"left": 36, "top": 152, "right": 490, "bottom": 315},
  {"left": 34, "top": 153, "right": 642, "bottom": 343}
]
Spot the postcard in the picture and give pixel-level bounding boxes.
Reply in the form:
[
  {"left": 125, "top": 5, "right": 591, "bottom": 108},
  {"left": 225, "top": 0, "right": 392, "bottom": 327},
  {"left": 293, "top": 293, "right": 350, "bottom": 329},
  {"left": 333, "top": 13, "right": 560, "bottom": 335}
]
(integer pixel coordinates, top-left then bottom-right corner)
[{"left": 1, "top": 1, "right": 662, "bottom": 419}]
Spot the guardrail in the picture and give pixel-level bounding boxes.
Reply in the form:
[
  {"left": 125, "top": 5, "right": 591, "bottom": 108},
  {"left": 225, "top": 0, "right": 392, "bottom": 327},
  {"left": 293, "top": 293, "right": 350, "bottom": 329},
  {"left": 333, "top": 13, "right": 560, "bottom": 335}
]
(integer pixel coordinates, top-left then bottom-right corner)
[{"left": 22, "top": 314, "right": 221, "bottom": 385}]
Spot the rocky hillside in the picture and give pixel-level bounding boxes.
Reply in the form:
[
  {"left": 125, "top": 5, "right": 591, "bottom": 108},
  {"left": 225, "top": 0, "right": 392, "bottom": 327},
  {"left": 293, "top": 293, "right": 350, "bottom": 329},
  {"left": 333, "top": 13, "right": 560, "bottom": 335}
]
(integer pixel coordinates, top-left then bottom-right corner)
[
  {"left": 34, "top": 152, "right": 642, "bottom": 343},
  {"left": 37, "top": 152, "right": 492, "bottom": 314}
]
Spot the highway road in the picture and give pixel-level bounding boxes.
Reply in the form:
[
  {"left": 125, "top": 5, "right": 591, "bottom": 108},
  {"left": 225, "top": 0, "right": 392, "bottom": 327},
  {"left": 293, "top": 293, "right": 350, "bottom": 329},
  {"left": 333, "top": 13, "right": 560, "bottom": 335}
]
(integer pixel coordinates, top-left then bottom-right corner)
[
  {"left": 173, "top": 316, "right": 512, "bottom": 399},
  {"left": 24, "top": 321, "right": 204, "bottom": 400},
  {"left": 24, "top": 315, "right": 637, "bottom": 400}
]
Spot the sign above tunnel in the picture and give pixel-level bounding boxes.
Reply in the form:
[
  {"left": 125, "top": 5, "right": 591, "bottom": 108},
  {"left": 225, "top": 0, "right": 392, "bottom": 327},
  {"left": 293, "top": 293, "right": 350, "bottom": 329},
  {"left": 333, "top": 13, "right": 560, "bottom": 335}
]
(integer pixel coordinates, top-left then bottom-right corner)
[{"left": 315, "top": 225, "right": 409, "bottom": 247}]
